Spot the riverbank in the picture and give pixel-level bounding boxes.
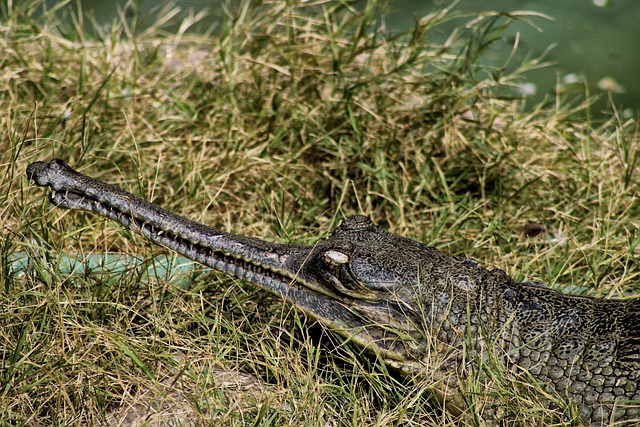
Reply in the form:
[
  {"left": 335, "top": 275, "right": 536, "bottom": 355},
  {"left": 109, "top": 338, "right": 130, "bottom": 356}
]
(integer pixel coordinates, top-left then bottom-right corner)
[{"left": 1, "top": 1, "right": 638, "bottom": 425}]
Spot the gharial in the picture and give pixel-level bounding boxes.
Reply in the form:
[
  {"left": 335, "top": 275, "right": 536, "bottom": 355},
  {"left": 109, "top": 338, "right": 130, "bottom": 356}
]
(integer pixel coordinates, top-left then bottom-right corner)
[{"left": 26, "top": 159, "right": 640, "bottom": 425}]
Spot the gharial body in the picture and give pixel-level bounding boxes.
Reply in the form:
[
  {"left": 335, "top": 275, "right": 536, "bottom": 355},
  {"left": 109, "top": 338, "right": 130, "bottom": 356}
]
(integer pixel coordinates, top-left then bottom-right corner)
[{"left": 27, "top": 159, "right": 640, "bottom": 425}]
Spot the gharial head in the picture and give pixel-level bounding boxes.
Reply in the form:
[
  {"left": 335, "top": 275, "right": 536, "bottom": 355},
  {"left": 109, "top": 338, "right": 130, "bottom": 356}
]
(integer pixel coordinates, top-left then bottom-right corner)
[
  {"left": 249, "top": 215, "right": 489, "bottom": 371},
  {"left": 25, "top": 159, "right": 483, "bottom": 375}
]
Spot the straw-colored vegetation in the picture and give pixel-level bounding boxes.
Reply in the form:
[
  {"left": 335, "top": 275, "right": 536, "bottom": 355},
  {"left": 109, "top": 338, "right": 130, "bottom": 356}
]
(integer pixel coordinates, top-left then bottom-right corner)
[{"left": 1, "top": 0, "right": 638, "bottom": 425}]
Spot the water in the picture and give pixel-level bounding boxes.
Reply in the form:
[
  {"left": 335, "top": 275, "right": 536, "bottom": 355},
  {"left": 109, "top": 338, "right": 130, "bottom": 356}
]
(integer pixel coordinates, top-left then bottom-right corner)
[
  {"left": 44, "top": 0, "right": 640, "bottom": 116},
  {"left": 383, "top": 0, "right": 640, "bottom": 116}
]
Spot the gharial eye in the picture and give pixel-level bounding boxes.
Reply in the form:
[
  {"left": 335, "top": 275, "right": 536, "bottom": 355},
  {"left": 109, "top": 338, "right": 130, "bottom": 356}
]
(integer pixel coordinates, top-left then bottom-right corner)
[{"left": 323, "top": 250, "right": 349, "bottom": 265}]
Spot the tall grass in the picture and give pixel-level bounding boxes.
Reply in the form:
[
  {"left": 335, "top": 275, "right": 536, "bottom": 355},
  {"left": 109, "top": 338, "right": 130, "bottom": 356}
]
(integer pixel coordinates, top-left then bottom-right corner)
[{"left": 1, "top": 0, "right": 638, "bottom": 425}]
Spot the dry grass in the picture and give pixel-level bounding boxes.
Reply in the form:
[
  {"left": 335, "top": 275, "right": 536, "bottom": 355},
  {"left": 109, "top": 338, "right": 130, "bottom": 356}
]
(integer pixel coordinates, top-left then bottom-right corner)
[{"left": 1, "top": 0, "right": 639, "bottom": 425}]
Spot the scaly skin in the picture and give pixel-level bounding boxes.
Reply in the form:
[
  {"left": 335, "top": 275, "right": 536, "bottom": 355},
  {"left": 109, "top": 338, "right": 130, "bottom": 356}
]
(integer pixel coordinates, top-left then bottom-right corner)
[{"left": 26, "top": 159, "right": 640, "bottom": 424}]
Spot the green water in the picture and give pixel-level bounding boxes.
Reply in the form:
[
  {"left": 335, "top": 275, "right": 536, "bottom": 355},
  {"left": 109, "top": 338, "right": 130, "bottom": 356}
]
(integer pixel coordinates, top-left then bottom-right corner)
[
  {"left": 44, "top": 0, "right": 640, "bottom": 115},
  {"left": 384, "top": 0, "right": 640, "bottom": 117}
]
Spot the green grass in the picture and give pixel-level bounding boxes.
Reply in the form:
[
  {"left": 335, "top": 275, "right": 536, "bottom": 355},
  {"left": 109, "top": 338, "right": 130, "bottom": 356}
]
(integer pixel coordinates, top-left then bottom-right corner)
[{"left": 1, "top": 0, "right": 639, "bottom": 425}]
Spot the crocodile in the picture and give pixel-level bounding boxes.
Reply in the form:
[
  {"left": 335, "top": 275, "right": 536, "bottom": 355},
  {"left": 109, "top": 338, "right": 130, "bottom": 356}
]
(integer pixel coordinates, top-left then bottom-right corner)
[{"left": 26, "top": 159, "right": 640, "bottom": 425}]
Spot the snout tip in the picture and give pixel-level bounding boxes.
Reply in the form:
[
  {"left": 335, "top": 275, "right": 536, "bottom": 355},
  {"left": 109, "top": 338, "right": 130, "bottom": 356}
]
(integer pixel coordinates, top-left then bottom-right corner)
[{"left": 26, "top": 158, "right": 70, "bottom": 187}]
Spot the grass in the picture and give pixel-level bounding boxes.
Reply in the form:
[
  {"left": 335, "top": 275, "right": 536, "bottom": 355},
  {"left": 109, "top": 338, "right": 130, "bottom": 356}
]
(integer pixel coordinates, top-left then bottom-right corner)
[{"left": 1, "top": 0, "right": 639, "bottom": 425}]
